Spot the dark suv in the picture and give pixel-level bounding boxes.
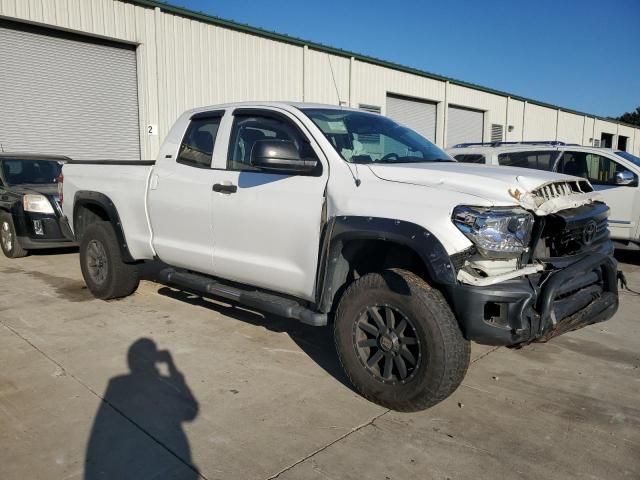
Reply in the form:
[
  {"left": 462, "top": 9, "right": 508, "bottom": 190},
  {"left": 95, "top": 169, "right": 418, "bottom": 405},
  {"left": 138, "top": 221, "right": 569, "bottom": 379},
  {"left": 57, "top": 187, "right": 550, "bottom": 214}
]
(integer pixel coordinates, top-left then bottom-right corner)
[{"left": 0, "top": 154, "right": 75, "bottom": 258}]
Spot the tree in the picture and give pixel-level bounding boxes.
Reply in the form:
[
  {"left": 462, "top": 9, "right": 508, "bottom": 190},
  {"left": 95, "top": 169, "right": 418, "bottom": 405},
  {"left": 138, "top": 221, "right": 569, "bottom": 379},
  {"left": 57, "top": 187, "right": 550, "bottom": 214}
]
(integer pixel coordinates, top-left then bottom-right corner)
[{"left": 616, "top": 107, "right": 640, "bottom": 127}]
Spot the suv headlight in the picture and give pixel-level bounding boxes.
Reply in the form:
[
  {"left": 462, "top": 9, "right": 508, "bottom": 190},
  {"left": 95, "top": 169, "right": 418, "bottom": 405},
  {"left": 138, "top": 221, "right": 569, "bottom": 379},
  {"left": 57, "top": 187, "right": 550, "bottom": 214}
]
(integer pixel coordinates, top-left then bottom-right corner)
[
  {"left": 452, "top": 206, "right": 533, "bottom": 258},
  {"left": 23, "top": 194, "right": 54, "bottom": 214}
]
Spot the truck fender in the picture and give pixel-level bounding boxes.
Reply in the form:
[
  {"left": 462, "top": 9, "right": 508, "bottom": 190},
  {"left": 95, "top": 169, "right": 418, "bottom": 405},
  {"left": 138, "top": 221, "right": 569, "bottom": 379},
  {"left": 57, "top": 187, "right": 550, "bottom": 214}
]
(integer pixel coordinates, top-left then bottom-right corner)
[
  {"left": 72, "top": 191, "right": 136, "bottom": 263},
  {"left": 315, "top": 216, "right": 457, "bottom": 313}
]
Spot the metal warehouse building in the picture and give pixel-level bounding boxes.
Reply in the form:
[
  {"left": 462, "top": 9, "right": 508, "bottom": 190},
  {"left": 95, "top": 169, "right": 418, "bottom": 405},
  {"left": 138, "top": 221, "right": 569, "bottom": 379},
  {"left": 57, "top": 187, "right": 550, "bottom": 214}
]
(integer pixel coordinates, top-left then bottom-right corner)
[{"left": 1, "top": 0, "right": 639, "bottom": 160}]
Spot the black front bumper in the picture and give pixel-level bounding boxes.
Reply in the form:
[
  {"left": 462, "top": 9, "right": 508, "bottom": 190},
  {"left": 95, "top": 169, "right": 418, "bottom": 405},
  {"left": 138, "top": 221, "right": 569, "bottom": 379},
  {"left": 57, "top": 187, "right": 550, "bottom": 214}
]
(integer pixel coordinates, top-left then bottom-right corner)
[
  {"left": 444, "top": 251, "right": 619, "bottom": 346},
  {"left": 13, "top": 212, "right": 76, "bottom": 250}
]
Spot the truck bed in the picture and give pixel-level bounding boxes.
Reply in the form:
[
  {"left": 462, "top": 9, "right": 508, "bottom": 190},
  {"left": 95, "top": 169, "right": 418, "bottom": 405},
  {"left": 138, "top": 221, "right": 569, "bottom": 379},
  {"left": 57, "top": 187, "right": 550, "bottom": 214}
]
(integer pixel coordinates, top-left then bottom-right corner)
[{"left": 62, "top": 160, "right": 156, "bottom": 260}]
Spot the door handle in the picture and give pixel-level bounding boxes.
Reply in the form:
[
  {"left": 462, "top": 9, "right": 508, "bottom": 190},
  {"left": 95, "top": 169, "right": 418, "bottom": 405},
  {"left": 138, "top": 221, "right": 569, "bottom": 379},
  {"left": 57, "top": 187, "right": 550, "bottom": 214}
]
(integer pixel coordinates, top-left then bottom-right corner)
[{"left": 212, "top": 183, "right": 238, "bottom": 194}]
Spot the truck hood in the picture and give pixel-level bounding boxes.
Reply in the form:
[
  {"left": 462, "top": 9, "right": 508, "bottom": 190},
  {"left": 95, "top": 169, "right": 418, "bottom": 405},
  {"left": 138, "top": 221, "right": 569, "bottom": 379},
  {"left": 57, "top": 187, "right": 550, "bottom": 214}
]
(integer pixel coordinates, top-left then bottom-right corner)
[{"left": 368, "top": 162, "right": 599, "bottom": 215}]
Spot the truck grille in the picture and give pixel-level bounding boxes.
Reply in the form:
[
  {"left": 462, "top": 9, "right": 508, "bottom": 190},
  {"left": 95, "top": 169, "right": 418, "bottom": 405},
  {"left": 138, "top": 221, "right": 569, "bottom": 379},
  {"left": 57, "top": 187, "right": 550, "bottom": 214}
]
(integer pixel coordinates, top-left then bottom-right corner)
[
  {"left": 535, "top": 202, "right": 610, "bottom": 258},
  {"left": 532, "top": 180, "right": 593, "bottom": 202}
]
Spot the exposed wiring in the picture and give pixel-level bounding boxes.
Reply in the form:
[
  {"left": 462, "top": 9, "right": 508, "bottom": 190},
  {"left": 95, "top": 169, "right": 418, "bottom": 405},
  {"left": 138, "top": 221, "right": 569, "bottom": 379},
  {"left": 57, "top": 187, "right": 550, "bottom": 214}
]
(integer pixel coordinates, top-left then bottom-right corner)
[{"left": 617, "top": 270, "right": 640, "bottom": 295}]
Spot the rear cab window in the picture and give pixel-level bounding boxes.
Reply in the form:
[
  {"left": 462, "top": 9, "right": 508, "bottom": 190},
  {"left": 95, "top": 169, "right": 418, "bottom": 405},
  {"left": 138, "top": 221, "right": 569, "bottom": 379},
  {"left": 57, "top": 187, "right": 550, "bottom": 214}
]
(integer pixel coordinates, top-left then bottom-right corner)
[
  {"left": 176, "top": 113, "right": 223, "bottom": 168},
  {"left": 497, "top": 150, "right": 558, "bottom": 170}
]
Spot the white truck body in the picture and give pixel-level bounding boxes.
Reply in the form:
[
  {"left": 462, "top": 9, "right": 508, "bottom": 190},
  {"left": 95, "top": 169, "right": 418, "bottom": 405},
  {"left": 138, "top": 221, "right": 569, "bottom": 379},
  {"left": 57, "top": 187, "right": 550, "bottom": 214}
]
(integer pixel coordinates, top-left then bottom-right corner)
[{"left": 61, "top": 102, "right": 619, "bottom": 411}]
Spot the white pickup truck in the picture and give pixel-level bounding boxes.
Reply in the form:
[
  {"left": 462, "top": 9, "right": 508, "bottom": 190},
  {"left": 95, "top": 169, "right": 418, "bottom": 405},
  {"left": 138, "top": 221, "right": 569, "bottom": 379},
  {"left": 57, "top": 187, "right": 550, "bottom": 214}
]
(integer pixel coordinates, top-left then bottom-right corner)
[{"left": 62, "top": 102, "right": 619, "bottom": 411}]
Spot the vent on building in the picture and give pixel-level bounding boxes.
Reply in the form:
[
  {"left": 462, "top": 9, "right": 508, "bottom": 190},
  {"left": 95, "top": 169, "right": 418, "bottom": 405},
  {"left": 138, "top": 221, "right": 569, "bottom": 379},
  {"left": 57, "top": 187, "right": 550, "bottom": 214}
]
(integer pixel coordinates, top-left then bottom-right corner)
[
  {"left": 359, "top": 104, "right": 381, "bottom": 114},
  {"left": 491, "top": 124, "right": 504, "bottom": 143},
  {"left": 593, "top": 139, "right": 601, "bottom": 147}
]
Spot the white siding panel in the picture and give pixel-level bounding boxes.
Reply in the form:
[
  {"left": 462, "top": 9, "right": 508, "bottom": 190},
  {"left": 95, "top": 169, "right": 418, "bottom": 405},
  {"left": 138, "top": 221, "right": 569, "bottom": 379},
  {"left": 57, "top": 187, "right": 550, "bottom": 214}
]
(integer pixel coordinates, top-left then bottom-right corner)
[
  {"left": 156, "top": 12, "right": 303, "bottom": 137},
  {"left": 306, "top": 49, "right": 349, "bottom": 105},
  {"left": 523, "top": 103, "right": 557, "bottom": 140},
  {"left": 506, "top": 98, "right": 524, "bottom": 141},
  {"left": 557, "top": 111, "right": 584, "bottom": 144},
  {"left": 582, "top": 116, "right": 595, "bottom": 145}
]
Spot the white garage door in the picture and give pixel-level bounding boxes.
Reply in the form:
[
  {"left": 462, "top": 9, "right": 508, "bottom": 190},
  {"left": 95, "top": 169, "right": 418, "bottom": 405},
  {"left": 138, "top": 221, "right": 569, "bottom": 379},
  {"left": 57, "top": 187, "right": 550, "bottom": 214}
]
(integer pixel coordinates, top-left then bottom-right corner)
[
  {"left": 386, "top": 94, "right": 437, "bottom": 142},
  {"left": 0, "top": 20, "right": 140, "bottom": 160},
  {"left": 447, "top": 106, "right": 484, "bottom": 147}
]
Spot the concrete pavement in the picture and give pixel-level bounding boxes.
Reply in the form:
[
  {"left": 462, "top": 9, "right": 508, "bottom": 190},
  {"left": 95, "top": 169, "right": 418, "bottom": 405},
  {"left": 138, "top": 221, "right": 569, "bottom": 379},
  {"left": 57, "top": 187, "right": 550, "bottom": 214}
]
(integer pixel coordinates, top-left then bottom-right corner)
[{"left": 0, "top": 250, "right": 638, "bottom": 479}]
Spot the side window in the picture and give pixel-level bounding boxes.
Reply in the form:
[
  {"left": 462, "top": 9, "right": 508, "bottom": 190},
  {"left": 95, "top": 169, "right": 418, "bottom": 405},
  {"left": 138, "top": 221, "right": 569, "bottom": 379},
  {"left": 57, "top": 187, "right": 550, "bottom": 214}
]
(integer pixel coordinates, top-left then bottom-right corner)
[
  {"left": 227, "top": 114, "right": 317, "bottom": 172},
  {"left": 454, "top": 154, "right": 485, "bottom": 164},
  {"left": 176, "top": 116, "right": 221, "bottom": 168},
  {"left": 498, "top": 150, "right": 556, "bottom": 170},
  {"left": 584, "top": 153, "right": 634, "bottom": 185},
  {"left": 557, "top": 151, "right": 589, "bottom": 178}
]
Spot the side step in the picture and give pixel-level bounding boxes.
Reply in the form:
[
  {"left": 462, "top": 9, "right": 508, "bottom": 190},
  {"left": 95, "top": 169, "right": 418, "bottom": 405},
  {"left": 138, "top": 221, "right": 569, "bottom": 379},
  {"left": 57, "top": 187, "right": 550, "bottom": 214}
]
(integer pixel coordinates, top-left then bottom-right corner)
[{"left": 157, "top": 268, "right": 327, "bottom": 327}]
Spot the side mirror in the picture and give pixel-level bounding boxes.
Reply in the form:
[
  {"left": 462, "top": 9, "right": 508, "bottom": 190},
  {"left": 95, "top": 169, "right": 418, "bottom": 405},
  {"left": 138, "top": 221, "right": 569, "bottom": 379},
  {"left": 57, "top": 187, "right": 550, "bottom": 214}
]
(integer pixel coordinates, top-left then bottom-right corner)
[
  {"left": 251, "top": 139, "right": 317, "bottom": 173},
  {"left": 615, "top": 170, "right": 636, "bottom": 186}
]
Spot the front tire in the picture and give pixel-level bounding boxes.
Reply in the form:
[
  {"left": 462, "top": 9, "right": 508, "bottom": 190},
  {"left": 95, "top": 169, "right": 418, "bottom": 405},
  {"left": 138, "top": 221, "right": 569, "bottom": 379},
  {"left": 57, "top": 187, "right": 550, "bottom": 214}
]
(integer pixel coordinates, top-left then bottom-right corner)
[
  {"left": 334, "top": 269, "right": 470, "bottom": 412},
  {"left": 80, "top": 221, "right": 139, "bottom": 300},
  {"left": 0, "top": 212, "right": 28, "bottom": 259}
]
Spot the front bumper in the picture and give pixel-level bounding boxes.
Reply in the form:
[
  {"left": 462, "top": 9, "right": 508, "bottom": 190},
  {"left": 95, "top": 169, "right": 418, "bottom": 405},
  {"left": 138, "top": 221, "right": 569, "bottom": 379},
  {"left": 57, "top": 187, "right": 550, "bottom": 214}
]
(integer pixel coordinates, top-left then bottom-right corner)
[
  {"left": 13, "top": 212, "right": 76, "bottom": 250},
  {"left": 443, "top": 251, "right": 619, "bottom": 346}
]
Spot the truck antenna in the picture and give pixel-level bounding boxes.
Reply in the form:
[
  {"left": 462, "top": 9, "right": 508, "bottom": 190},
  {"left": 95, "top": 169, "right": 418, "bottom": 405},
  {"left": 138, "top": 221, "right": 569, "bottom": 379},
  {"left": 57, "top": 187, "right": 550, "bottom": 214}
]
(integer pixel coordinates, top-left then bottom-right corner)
[{"left": 327, "top": 54, "right": 344, "bottom": 108}]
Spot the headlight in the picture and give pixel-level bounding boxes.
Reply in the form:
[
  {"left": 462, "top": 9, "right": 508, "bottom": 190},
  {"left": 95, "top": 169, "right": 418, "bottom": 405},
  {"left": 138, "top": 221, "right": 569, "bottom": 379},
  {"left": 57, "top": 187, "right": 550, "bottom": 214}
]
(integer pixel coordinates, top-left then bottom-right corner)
[
  {"left": 23, "top": 194, "right": 54, "bottom": 214},
  {"left": 452, "top": 206, "right": 533, "bottom": 258}
]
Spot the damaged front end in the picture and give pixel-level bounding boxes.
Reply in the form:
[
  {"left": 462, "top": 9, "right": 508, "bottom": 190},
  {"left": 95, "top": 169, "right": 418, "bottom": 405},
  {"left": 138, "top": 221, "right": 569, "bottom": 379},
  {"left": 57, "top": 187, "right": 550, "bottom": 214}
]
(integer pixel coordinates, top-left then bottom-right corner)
[{"left": 446, "top": 180, "right": 618, "bottom": 346}]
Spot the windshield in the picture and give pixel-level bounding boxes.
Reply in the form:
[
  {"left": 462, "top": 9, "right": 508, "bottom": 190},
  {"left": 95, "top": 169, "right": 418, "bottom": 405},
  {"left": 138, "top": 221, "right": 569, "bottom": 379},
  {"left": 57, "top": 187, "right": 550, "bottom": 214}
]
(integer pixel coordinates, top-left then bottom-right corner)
[
  {"left": 615, "top": 150, "right": 640, "bottom": 168},
  {"left": 303, "top": 108, "right": 453, "bottom": 164},
  {"left": 0, "top": 159, "right": 63, "bottom": 186}
]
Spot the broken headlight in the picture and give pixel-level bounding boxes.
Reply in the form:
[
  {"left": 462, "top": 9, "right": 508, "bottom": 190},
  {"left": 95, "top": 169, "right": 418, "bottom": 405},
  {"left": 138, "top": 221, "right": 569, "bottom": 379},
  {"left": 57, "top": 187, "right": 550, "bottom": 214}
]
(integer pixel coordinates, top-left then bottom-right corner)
[{"left": 452, "top": 206, "right": 533, "bottom": 258}]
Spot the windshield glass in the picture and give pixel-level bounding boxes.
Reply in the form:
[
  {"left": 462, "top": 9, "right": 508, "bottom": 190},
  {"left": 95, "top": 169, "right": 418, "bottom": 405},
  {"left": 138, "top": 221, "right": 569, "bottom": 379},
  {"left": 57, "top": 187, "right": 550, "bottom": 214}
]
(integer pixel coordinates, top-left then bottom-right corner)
[
  {"left": 1, "top": 159, "right": 63, "bottom": 186},
  {"left": 303, "top": 108, "right": 453, "bottom": 164},
  {"left": 615, "top": 150, "right": 640, "bottom": 168}
]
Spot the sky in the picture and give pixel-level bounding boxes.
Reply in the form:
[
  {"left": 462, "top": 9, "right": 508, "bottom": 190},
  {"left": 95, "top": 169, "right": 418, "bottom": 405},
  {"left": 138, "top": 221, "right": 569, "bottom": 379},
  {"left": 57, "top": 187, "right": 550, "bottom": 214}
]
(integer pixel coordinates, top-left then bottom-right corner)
[{"left": 167, "top": 0, "right": 639, "bottom": 118}]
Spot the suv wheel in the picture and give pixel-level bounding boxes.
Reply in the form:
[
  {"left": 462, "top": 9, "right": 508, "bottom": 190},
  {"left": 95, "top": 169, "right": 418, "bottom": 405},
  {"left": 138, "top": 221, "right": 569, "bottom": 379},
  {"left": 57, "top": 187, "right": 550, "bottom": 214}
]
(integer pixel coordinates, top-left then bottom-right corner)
[
  {"left": 80, "top": 221, "right": 139, "bottom": 299},
  {"left": 334, "top": 269, "right": 470, "bottom": 412},
  {"left": 0, "top": 212, "right": 28, "bottom": 258}
]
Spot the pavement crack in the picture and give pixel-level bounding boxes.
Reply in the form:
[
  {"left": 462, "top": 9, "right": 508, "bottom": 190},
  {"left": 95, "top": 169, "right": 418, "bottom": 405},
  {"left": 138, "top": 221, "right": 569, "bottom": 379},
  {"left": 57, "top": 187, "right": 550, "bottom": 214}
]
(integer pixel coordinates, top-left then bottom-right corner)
[
  {"left": 0, "top": 321, "right": 209, "bottom": 480},
  {"left": 471, "top": 346, "right": 501, "bottom": 364},
  {"left": 266, "top": 409, "right": 390, "bottom": 479}
]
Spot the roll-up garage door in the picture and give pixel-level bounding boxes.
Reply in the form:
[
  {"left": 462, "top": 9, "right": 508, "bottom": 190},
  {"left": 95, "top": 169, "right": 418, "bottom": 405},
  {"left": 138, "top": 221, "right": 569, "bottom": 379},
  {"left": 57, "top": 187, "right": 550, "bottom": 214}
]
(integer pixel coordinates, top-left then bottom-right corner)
[
  {"left": 447, "top": 106, "right": 484, "bottom": 147},
  {"left": 386, "top": 94, "right": 437, "bottom": 142},
  {"left": 0, "top": 20, "right": 140, "bottom": 160}
]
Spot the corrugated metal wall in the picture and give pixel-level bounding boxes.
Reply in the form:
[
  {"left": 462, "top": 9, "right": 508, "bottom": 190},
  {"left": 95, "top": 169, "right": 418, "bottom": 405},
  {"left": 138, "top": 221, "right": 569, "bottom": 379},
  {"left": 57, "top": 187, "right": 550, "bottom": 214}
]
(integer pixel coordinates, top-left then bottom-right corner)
[{"left": 1, "top": 0, "right": 639, "bottom": 158}]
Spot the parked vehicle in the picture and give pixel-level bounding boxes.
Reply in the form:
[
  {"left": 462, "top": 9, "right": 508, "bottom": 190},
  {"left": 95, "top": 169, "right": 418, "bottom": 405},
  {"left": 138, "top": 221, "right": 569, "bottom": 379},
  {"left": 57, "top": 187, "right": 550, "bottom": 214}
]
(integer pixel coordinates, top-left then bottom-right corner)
[
  {"left": 61, "top": 103, "right": 618, "bottom": 411},
  {"left": 0, "top": 154, "right": 75, "bottom": 258},
  {"left": 447, "top": 142, "right": 640, "bottom": 250}
]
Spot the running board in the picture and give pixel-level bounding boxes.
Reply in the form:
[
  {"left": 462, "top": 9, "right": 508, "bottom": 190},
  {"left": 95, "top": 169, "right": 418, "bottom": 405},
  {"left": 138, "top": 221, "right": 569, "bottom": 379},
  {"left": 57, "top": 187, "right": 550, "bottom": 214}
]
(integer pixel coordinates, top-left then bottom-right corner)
[{"left": 157, "top": 268, "right": 327, "bottom": 327}]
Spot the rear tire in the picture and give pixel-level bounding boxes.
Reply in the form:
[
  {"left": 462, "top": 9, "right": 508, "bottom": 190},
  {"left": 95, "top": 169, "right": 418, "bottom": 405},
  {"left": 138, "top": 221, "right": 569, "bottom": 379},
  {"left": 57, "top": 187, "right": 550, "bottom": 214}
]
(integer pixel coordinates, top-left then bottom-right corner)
[
  {"left": 334, "top": 268, "right": 470, "bottom": 412},
  {"left": 0, "top": 212, "right": 28, "bottom": 259},
  {"left": 80, "top": 221, "right": 139, "bottom": 299}
]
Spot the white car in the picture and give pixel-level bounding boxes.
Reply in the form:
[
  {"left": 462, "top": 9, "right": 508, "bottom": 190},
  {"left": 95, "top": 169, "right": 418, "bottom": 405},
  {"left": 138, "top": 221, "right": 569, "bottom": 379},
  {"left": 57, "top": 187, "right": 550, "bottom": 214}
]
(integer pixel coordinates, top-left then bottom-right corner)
[
  {"left": 447, "top": 142, "right": 640, "bottom": 249},
  {"left": 61, "top": 103, "right": 619, "bottom": 411}
]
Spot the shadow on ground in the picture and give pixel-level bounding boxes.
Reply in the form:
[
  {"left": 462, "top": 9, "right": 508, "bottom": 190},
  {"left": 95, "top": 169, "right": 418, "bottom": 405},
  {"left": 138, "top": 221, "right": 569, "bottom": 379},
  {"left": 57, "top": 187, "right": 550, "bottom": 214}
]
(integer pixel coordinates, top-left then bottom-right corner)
[
  {"left": 137, "top": 260, "right": 353, "bottom": 392},
  {"left": 85, "top": 338, "right": 200, "bottom": 479}
]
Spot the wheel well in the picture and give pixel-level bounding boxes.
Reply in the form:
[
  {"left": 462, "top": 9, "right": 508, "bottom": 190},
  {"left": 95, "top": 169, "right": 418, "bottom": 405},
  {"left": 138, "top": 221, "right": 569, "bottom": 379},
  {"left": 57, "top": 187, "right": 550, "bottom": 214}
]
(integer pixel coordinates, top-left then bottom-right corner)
[
  {"left": 73, "top": 202, "right": 110, "bottom": 242},
  {"left": 323, "top": 239, "right": 431, "bottom": 313}
]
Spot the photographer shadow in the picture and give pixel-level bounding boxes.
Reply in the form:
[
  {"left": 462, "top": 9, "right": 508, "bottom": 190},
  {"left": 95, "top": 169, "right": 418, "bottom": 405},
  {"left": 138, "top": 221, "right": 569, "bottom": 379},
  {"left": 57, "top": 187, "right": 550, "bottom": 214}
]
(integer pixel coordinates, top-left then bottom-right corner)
[{"left": 84, "top": 338, "right": 200, "bottom": 479}]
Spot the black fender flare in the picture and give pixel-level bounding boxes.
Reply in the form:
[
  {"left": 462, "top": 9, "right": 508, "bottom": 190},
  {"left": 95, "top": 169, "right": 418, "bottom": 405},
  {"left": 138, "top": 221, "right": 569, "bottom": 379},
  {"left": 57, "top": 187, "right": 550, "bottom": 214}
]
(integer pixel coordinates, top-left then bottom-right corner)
[
  {"left": 72, "top": 191, "right": 136, "bottom": 263},
  {"left": 315, "top": 216, "right": 457, "bottom": 312}
]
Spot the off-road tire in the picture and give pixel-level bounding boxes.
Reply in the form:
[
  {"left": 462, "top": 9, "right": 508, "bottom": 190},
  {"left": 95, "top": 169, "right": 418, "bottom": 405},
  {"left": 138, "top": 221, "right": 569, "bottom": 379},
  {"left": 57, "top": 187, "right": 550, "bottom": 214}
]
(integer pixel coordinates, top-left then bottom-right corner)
[
  {"left": 0, "top": 212, "right": 28, "bottom": 258},
  {"left": 80, "top": 221, "right": 139, "bottom": 300},
  {"left": 334, "top": 268, "right": 470, "bottom": 412}
]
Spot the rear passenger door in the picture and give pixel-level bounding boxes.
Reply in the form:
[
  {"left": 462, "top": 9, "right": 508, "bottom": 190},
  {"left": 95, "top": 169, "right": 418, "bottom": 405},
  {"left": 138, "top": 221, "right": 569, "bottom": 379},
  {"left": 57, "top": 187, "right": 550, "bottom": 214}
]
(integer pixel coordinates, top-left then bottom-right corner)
[
  {"left": 147, "top": 111, "right": 224, "bottom": 273},
  {"left": 557, "top": 150, "right": 639, "bottom": 240}
]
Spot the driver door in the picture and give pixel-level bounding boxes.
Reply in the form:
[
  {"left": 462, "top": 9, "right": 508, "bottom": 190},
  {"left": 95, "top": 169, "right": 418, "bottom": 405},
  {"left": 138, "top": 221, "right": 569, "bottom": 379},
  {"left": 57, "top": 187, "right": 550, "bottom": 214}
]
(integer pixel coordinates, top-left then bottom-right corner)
[{"left": 210, "top": 108, "right": 328, "bottom": 300}]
